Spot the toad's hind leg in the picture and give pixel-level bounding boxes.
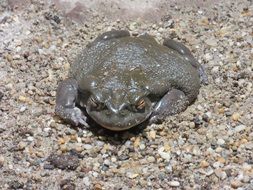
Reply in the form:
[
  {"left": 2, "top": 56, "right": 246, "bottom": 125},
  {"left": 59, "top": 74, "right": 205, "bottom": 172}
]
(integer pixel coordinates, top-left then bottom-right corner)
[
  {"left": 55, "top": 79, "right": 89, "bottom": 127},
  {"left": 163, "top": 39, "right": 208, "bottom": 85},
  {"left": 149, "top": 89, "right": 189, "bottom": 124}
]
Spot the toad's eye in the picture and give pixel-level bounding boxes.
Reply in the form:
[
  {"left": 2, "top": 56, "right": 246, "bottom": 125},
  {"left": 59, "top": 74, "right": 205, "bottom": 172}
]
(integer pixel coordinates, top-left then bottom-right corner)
[
  {"left": 89, "top": 97, "right": 104, "bottom": 110},
  {"left": 90, "top": 97, "right": 99, "bottom": 108},
  {"left": 135, "top": 98, "right": 145, "bottom": 110}
]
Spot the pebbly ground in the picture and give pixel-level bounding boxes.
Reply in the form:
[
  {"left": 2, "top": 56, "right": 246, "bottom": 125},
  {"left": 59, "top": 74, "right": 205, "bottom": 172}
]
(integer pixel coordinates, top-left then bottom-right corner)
[{"left": 0, "top": 0, "right": 252, "bottom": 189}]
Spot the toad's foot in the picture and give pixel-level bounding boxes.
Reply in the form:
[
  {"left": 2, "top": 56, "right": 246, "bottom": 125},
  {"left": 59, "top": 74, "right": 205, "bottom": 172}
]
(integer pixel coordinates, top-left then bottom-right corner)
[
  {"left": 149, "top": 89, "right": 189, "bottom": 124},
  {"left": 55, "top": 79, "right": 89, "bottom": 128}
]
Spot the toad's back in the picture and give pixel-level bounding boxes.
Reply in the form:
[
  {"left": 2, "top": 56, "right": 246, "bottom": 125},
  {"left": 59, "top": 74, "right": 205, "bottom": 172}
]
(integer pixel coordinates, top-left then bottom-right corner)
[{"left": 69, "top": 36, "right": 200, "bottom": 103}]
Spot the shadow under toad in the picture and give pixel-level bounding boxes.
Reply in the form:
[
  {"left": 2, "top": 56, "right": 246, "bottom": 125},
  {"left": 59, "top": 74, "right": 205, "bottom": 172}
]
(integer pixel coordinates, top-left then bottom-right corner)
[{"left": 71, "top": 114, "right": 150, "bottom": 145}]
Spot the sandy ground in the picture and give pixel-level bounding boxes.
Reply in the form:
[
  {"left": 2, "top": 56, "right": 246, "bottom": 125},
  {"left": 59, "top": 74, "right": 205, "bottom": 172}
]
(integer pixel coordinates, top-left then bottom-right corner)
[{"left": 0, "top": 0, "right": 252, "bottom": 189}]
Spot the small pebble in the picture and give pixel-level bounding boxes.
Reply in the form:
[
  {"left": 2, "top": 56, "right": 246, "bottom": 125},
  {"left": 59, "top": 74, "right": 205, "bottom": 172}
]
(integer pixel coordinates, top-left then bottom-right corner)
[
  {"left": 83, "top": 144, "right": 93, "bottom": 150},
  {"left": 93, "top": 183, "right": 102, "bottom": 190},
  {"left": 217, "top": 138, "right": 225, "bottom": 145},
  {"left": 43, "top": 127, "right": 51, "bottom": 132},
  {"left": 111, "top": 156, "right": 117, "bottom": 162},
  {"left": 17, "top": 141, "right": 27, "bottom": 150},
  {"left": 168, "top": 181, "right": 180, "bottom": 187},
  {"left": 27, "top": 136, "right": 34, "bottom": 142},
  {"left": 19, "top": 106, "right": 26, "bottom": 112},
  {"left": 205, "top": 38, "right": 218, "bottom": 46},
  {"left": 149, "top": 130, "right": 156, "bottom": 139},
  {"left": 158, "top": 147, "right": 171, "bottom": 161},
  {"left": 60, "top": 179, "right": 76, "bottom": 190},
  {"left": 200, "top": 160, "right": 209, "bottom": 168},
  {"left": 215, "top": 147, "right": 223, "bottom": 153},
  {"left": 127, "top": 173, "right": 139, "bottom": 179},
  {"left": 234, "top": 125, "right": 246, "bottom": 133},
  {"left": 129, "top": 22, "right": 138, "bottom": 31},
  {"left": 147, "top": 156, "right": 156, "bottom": 163},
  {"left": 58, "top": 138, "right": 65, "bottom": 145},
  {"left": 75, "top": 145, "right": 84, "bottom": 152},
  {"left": 205, "top": 169, "right": 214, "bottom": 176},
  {"left": 232, "top": 113, "right": 240, "bottom": 121},
  {"left": 133, "top": 137, "right": 140, "bottom": 147},
  {"left": 60, "top": 145, "right": 68, "bottom": 152},
  {"left": 0, "top": 155, "right": 4, "bottom": 167},
  {"left": 215, "top": 169, "right": 227, "bottom": 180},
  {"left": 83, "top": 177, "right": 91, "bottom": 186},
  {"left": 245, "top": 142, "right": 253, "bottom": 150},
  {"left": 139, "top": 144, "right": 145, "bottom": 150},
  {"left": 230, "top": 180, "right": 242, "bottom": 188}
]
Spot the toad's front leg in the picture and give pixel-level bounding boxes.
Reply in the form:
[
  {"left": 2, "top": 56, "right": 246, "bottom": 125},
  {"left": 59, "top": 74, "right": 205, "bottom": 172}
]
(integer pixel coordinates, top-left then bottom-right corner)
[
  {"left": 149, "top": 89, "right": 189, "bottom": 124},
  {"left": 55, "top": 79, "right": 89, "bottom": 127}
]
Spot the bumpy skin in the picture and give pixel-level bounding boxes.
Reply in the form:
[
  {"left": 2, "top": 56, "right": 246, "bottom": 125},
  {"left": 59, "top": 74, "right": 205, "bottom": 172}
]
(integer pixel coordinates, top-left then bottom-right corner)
[{"left": 55, "top": 30, "right": 207, "bottom": 131}]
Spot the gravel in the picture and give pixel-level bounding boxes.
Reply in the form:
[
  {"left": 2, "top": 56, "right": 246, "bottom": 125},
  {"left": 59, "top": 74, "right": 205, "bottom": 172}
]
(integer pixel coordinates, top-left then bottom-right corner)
[{"left": 0, "top": 0, "right": 252, "bottom": 189}]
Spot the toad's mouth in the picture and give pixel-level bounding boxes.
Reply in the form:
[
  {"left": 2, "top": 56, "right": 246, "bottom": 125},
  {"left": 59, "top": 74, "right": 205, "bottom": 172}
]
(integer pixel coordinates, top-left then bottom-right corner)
[{"left": 86, "top": 108, "right": 152, "bottom": 131}]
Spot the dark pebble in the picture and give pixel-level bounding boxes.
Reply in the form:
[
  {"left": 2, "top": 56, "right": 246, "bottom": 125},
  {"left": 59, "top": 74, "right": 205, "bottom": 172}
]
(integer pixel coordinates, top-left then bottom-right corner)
[
  {"left": 236, "top": 71, "right": 248, "bottom": 80},
  {"left": 0, "top": 16, "right": 8, "bottom": 24},
  {"left": 77, "top": 131, "right": 84, "bottom": 137},
  {"left": 158, "top": 172, "right": 166, "bottom": 180},
  {"left": 0, "top": 91, "right": 3, "bottom": 101},
  {"left": 161, "top": 14, "right": 172, "bottom": 22},
  {"left": 225, "top": 111, "right": 232, "bottom": 117},
  {"left": 47, "top": 153, "right": 79, "bottom": 170},
  {"left": 193, "top": 116, "right": 202, "bottom": 126},
  {"left": 202, "top": 114, "right": 209, "bottom": 122},
  {"left": 53, "top": 15, "right": 61, "bottom": 24},
  {"left": 69, "top": 149, "right": 84, "bottom": 159},
  {"left": 0, "top": 126, "right": 5, "bottom": 133},
  {"left": 101, "top": 164, "right": 109, "bottom": 171},
  {"left": 8, "top": 180, "right": 24, "bottom": 189},
  {"left": 60, "top": 179, "right": 76, "bottom": 190},
  {"left": 43, "top": 164, "right": 55, "bottom": 170},
  {"left": 225, "top": 169, "right": 233, "bottom": 177},
  {"left": 44, "top": 12, "right": 61, "bottom": 24},
  {"left": 118, "top": 155, "right": 130, "bottom": 161},
  {"left": 211, "top": 143, "right": 216, "bottom": 149}
]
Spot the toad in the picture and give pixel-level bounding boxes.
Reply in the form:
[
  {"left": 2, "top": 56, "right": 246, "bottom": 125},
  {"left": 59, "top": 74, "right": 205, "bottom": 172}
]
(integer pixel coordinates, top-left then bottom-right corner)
[{"left": 55, "top": 30, "right": 208, "bottom": 131}]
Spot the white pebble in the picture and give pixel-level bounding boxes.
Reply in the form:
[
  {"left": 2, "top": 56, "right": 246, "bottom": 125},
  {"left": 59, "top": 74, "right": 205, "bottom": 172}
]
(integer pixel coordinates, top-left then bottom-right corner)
[
  {"left": 217, "top": 138, "right": 225, "bottom": 145},
  {"left": 198, "top": 10, "right": 203, "bottom": 14},
  {"left": 168, "top": 181, "right": 180, "bottom": 187},
  {"left": 139, "top": 144, "right": 145, "bottom": 150},
  {"left": 206, "top": 38, "right": 218, "bottom": 46},
  {"left": 20, "top": 106, "right": 26, "bottom": 112},
  {"left": 234, "top": 125, "right": 246, "bottom": 133},
  {"left": 204, "top": 53, "right": 213, "bottom": 61},
  {"left": 111, "top": 156, "right": 117, "bottom": 162},
  {"left": 211, "top": 66, "right": 219, "bottom": 74},
  {"left": 165, "top": 165, "right": 173, "bottom": 172},
  {"left": 158, "top": 147, "right": 171, "bottom": 161},
  {"left": 43, "top": 127, "right": 51, "bottom": 132},
  {"left": 27, "top": 136, "right": 34, "bottom": 142},
  {"left": 104, "top": 159, "right": 110, "bottom": 166},
  {"left": 83, "top": 177, "right": 91, "bottom": 186},
  {"left": 92, "top": 172, "right": 98, "bottom": 177},
  {"left": 83, "top": 144, "right": 93, "bottom": 150}
]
